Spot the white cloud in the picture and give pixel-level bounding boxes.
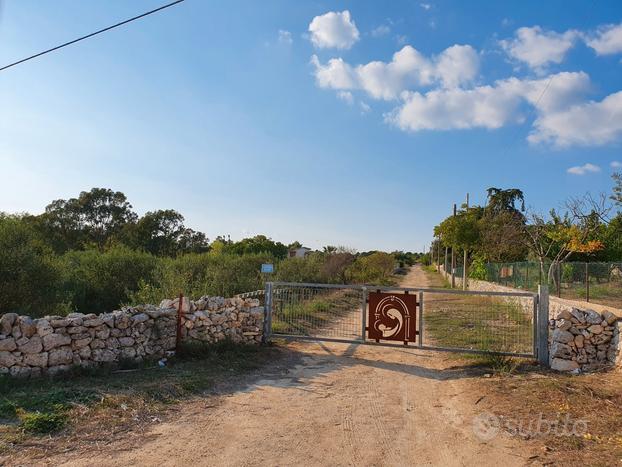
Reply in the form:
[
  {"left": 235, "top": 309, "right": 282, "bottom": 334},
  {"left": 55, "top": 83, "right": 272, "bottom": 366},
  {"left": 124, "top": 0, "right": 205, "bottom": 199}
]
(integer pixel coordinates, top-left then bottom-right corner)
[
  {"left": 386, "top": 71, "right": 591, "bottom": 133},
  {"left": 360, "top": 101, "right": 371, "bottom": 114},
  {"left": 529, "top": 91, "right": 622, "bottom": 147},
  {"left": 371, "top": 24, "right": 391, "bottom": 38},
  {"left": 308, "top": 10, "right": 360, "bottom": 50},
  {"left": 500, "top": 26, "right": 579, "bottom": 71},
  {"left": 310, "top": 55, "right": 357, "bottom": 89},
  {"left": 278, "top": 30, "right": 293, "bottom": 45},
  {"left": 567, "top": 163, "right": 601, "bottom": 175},
  {"left": 584, "top": 22, "right": 622, "bottom": 55},
  {"left": 337, "top": 90, "right": 354, "bottom": 104},
  {"left": 435, "top": 45, "right": 480, "bottom": 88},
  {"left": 611, "top": 161, "right": 622, "bottom": 168},
  {"left": 311, "top": 44, "right": 479, "bottom": 100},
  {"left": 420, "top": 3, "right": 431, "bottom": 10}
]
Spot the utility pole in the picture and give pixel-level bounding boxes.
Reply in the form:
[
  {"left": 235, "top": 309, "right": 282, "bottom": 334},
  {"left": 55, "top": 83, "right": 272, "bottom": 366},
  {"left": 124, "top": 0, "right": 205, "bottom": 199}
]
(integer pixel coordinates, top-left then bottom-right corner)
[
  {"left": 463, "top": 193, "right": 469, "bottom": 291},
  {"left": 451, "top": 203, "right": 456, "bottom": 288}
]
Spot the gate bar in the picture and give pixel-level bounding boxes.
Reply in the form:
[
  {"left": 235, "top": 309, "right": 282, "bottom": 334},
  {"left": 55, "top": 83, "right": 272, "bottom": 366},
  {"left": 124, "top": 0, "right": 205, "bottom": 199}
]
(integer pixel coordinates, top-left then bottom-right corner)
[
  {"left": 272, "top": 334, "right": 534, "bottom": 357},
  {"left": 271, "top": 281, "right": 535, "bottom": 298}
]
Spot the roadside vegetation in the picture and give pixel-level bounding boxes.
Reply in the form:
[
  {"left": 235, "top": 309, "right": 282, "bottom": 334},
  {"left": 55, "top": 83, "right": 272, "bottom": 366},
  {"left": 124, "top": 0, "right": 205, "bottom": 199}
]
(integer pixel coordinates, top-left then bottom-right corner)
[
  {"left": 0, "top": 341, "right": 282, "bottom": 458},
  {"left": 431, "top": 174, "right": 622, "bottom": 306},
  {"left": 0, "top": 188, "right": 422, "bottom": 317}
]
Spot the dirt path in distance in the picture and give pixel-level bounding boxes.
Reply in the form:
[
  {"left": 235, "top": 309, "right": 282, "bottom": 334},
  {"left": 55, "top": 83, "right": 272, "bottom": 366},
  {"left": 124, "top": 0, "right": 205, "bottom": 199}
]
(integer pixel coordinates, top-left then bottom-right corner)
[{"left": 35, "top": 265, "right": 534, "bottom": 467}]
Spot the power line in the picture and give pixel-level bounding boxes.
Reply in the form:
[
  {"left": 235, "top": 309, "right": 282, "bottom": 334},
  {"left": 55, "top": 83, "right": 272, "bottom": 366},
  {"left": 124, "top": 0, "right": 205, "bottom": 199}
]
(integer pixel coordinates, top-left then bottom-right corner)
[{"left": 0, "top": 0, "right": 185, "bottom": 73}]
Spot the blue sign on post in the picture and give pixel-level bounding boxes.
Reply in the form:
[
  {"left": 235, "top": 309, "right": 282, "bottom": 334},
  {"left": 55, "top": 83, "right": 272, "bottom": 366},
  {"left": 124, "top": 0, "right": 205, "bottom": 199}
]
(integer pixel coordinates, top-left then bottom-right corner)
[{"left": 261, "top": 263, "right": 274, "bottom": 274}]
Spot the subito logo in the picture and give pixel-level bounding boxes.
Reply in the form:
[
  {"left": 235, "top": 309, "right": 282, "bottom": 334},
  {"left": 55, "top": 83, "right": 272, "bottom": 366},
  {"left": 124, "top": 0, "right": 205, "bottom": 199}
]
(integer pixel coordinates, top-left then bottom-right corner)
[{"left": 472, "top": 412, "right": 500, "bottom": 441}]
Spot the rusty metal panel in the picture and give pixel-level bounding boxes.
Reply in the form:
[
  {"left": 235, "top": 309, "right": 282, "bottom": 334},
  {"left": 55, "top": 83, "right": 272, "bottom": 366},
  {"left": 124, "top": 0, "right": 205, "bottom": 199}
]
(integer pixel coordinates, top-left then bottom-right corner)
[{"left": 367, "top": 292, "right": 418, "bottom": 343}]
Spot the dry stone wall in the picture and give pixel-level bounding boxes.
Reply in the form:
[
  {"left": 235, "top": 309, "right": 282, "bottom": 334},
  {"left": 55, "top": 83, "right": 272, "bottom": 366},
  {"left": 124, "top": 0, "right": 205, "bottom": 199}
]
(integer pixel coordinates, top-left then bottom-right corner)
[
  {"left": 0, "top": 296, "right": 264, "bottom": 378},
  {"left": 549, "top": 308, "right": 620, "bottom": 372}
]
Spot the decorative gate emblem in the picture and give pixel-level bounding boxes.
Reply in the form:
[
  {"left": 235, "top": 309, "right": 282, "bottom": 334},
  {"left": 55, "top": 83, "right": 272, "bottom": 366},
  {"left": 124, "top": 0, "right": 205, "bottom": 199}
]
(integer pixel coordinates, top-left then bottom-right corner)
[{"left": 367, "top": 292, "right": 418, "bottom": 343}]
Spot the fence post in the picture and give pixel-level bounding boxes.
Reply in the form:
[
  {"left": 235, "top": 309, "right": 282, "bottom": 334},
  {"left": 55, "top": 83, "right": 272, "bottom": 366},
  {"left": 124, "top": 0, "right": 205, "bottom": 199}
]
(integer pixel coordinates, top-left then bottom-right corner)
[
  {"left": 585, "top": 262, "right": 590, "bottom": 303},
  {"left": 262, "top": 282, "right": 273, "bottom": 344},
  {"left": 418, "top": 291, "right": 424, "bottom": 349},
  {"left": 361, "top": 287, "right": 368, "bottom": 342},
  {"left": 537, "top": 285, "right": 549, "bottom": 367}
]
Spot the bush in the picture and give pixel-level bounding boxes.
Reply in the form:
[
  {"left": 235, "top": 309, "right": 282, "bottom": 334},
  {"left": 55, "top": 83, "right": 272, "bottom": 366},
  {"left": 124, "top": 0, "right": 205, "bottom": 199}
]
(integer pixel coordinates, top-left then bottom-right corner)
[
  {"left": 346, "top": 252, "right": 395, "bottom": 285},
  {"left": 19, "top": 410, "right": 67, "bottom": 434},
  {"left": 130, "top": 252, "right": 271, "bottom": 305},
  {"left": 0, "top": 216, "right": 67, "bottom": 316},
  {"left": 468, "top": 256, "right": 488, "bottom": 280},
  {"left": 60, "top": 246, "right": 158, "bottom": 314}
]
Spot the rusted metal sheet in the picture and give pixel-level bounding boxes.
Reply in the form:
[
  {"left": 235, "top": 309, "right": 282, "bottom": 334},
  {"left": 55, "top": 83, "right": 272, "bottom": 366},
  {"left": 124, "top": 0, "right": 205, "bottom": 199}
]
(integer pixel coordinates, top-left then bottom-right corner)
[{"left": 367, "top": 292, "right": 418, "bottom": 344}]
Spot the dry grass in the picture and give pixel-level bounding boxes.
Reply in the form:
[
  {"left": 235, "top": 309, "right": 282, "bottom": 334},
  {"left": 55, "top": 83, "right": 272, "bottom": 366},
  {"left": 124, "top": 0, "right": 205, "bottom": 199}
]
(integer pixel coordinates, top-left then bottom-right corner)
[{"left": 476, "top": 369, "right": 622, "bottom": 466}]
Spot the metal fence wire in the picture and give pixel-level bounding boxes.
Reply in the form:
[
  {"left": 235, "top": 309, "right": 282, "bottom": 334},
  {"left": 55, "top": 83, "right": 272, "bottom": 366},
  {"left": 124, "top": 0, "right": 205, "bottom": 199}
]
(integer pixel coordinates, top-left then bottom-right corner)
[
  {"left": 422, "top": 291, "right": 535, "bottom": 355},
  {"left": 466, "top": 261, "right": 622, "bottom": 308},
  {"left": 271, "top": 284, "right": 364, "bottom": 340},
  {"left": 264, "top": 282, "right": 539, "bottom": 358}
]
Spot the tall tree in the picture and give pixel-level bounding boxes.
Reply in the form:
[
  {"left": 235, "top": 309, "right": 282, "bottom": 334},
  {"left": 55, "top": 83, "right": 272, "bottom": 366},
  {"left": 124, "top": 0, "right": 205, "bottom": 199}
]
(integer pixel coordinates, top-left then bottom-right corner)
[
  {"left": 485, "top": 187, "right": 525, "bottom": 217},
  {"left": 40, "top": 188, "right": 137, "bottom": 251}
]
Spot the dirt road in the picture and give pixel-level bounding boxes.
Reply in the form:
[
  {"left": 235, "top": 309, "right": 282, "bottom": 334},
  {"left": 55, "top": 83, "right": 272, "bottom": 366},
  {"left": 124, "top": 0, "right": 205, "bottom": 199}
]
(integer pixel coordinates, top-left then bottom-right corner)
[{"left": 51, "top": 266, "right": 532, "bottom": 467}]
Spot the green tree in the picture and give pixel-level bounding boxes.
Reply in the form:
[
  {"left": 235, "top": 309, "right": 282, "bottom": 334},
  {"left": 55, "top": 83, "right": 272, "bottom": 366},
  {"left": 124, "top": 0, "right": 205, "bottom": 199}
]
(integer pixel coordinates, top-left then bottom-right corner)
[
  {"left": 121, "top": 209, "right": 209, "bottom": 256},
  {"left": 0, "top": 215, "right": 66, "bottom": 316},
  {"left": 40, "top": 188, "right": 137, "bottom": 251},
  {"left": 485, "top": 187, "right": 525, "bottom": 217},
  {"left": 226, "top": 235, "right": 288, "bottom": 259}
]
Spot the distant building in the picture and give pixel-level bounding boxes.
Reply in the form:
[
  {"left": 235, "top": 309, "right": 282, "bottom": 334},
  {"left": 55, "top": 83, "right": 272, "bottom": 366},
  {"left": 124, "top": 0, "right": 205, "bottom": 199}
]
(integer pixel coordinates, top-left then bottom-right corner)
[{"left": 288, "top": 247, "right": 312, "bottom": 258}]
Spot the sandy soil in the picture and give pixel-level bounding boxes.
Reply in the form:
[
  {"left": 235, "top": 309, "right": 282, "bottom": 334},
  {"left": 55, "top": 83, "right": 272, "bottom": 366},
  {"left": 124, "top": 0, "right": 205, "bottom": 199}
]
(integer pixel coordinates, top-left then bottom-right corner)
[{"left": 40, "top": 266, "right": 534, "bottom": 467}]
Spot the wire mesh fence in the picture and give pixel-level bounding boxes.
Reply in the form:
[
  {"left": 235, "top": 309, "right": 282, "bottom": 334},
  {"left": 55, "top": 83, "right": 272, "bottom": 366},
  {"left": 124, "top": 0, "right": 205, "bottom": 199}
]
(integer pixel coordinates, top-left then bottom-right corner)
[
  {"left": 422, "top": 290, "right": 535, "bottom": 356},
  {"left": 263, "top": 282, "right": 538, "bottom": 357},
  {"left": 470, "top": 262, "right": 622, "bottom": 308},
  {"left": 271, "top": 284, "right": 364, "bottom": 340}
]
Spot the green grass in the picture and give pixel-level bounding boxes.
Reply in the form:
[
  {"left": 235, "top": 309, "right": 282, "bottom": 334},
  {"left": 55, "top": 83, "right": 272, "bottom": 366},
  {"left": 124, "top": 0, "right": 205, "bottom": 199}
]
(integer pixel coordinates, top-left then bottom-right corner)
[{"left": 0, "top": 341, "right": 277, "bottom": 452}]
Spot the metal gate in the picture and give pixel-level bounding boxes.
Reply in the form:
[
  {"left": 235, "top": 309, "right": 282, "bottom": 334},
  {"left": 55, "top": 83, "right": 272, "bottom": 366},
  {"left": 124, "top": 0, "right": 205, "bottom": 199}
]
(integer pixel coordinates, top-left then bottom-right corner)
[{"left": 263, "top": 282, "right": 550, "bottom": 363}]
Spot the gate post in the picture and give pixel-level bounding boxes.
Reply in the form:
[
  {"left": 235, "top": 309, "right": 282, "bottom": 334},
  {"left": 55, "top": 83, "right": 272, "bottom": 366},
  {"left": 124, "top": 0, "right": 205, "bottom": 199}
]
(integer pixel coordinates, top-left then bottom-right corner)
[
  {"left": 262, "top": 282, "right": 273, "bottom": 344},
  {"left": 361, "top": 287, "right": 368, "bottom": 342},
  {"left": 537, "top": 285, "right": 549, "bottom": 366},
  {"left": 418, "top": 291, "right": 424, "bottom": 348}
]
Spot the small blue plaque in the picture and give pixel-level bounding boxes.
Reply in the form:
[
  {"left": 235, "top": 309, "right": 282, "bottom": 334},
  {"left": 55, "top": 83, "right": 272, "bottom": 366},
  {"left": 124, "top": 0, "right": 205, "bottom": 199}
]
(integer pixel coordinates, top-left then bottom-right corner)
[{"left": 261, "top": 263, "right": 274, "bottom": 274}]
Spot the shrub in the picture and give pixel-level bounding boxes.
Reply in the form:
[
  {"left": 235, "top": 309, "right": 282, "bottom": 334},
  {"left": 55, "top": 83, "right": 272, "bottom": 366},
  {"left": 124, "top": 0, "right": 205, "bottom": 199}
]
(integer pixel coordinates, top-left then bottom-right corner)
[
  {"left": 130, "top": 252, "right": 271, "bottom": 305},
  {"left": 346, "top": 252, "right": 395, "bottom": 285},
  {"left": 468, "top": 256, "right": 488, "bottom": 281},
  {"left": 19, "top": 410, "right": 67, "bottom": 434},
  {"left": 0, "top": 216, "right": 67, "bottom": 316},
  {"left": 60, "top": 246, "right": 158, "bottom": 314}
]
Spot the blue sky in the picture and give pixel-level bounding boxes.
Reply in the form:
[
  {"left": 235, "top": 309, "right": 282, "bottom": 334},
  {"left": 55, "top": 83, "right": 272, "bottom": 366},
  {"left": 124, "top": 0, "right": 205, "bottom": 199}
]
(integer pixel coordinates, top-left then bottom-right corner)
[{"left": 0, "top": 1, "right": 621, "bottom": 252}]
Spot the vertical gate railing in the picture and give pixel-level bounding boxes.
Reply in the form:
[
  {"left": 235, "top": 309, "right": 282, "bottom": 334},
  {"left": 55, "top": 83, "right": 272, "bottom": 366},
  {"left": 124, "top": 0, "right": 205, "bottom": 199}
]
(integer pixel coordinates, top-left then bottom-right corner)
[{"left": 262, "top": 282, "right": 550, "bottom": 364}]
